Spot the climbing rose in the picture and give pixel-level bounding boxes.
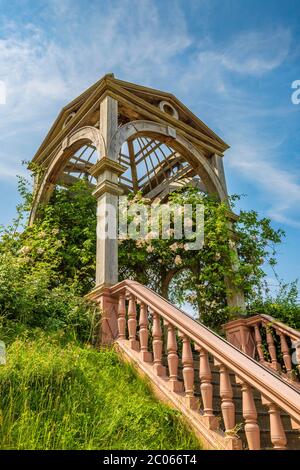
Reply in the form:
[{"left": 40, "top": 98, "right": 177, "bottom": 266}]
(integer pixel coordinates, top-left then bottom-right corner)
[
  {"left": 174, "top": 255, "right": 182, "bottom": 266},
  {"left": 170, "top": 242, "right": 179, "bottom": 252},
  {"left": 19, "top": 246, "right": 31, "bottom": 255}
]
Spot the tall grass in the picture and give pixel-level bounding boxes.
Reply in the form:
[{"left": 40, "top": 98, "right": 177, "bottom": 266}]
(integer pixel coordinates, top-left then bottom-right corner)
[{"left": 0, "top": 329, "right": 201, "bottom": 450}]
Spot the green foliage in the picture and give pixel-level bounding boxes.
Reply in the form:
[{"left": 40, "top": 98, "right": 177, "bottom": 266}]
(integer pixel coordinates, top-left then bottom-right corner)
[
  {"left": 0, "top": 330, "right": 201, "bottom": 450},
  {"left": 0, "top": 178, "right": 97, "bottom": 341},
  {"left": 39, "top": 181, "right": 97, "bottom": 293},
  {"left": 248, "top": 280, "right": 300, "bottom": 329},
  {"left": 0, "top": 251, "right": 97, "bottom": 342},
  {"left": 0, "top": 176, "right": 297, "bottom": 334},
  {"left": 118, "top": 188, "right": 287, "bottom": 329}
]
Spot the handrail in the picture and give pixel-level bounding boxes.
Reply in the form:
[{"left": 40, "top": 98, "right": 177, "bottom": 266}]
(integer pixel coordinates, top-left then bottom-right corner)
[
  {"left": 246, "top": 314, "right": 300, "bottom": 341},
  {"left": 224, "top": 313, "right": 300, "bottom": 383},
  {"left": 110, "top": 280, "right": 300, "bottom": 439}
]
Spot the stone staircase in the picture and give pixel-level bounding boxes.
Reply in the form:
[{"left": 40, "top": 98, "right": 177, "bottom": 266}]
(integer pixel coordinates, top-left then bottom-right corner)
[
  {"left": 90, "top": 279, "right": 300, "bottom": 450},
  {"left": 189, "top": 356, "right": 300, "bottom": 449}
]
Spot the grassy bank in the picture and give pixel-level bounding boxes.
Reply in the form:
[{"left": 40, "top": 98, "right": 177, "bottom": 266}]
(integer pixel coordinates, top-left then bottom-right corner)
[{"left": 0, "top": 326, "right": 201, "bottom": 450}]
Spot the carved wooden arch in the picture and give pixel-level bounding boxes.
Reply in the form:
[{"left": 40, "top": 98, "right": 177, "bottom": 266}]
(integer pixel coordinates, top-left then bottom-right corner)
[
  {"left": 108, "top": 120, "right": 227, "bottom": 201},
  {"left": 29, "top": 126, "right": 101, "bottom": 224}
]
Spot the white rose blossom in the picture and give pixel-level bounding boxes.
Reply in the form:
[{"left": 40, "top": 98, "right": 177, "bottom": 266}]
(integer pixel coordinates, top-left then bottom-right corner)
[
  {"left": 174, "top": 255, "right": 182, "bottom": 266},
  {"left": 19, "top": 246, "right": 31, "bottom": 255},
  {"left": 170, "top": 242, "right": 179, "bottom": 252}
]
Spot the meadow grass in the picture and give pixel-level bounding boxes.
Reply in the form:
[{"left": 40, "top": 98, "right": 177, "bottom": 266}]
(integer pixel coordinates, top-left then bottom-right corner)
[{"left": 0, "top": 327, "right": 201, "bottom": 450}]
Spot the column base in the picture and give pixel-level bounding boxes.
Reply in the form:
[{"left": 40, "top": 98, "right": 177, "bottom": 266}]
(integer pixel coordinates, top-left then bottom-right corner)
[
  {"left": 185, "top": 396, "right": 199, "bottom": 410},
  {"left": 129, "top": 339, "right": 140, "bottom": 351},
  {"left": 202, "top": 414, "right": 219, "bottom": 430},
  {"left": 140, "top": 351, "right": 153, "bottom": 363},
  {"left": 168, "top": 379, "right": 184, "bottom": 393},
  {"left": 153, "top": 364, "right": 167, "bottom": 377},
  {"left": 85, "top": 285, "right": 118, "bottom": 346}
]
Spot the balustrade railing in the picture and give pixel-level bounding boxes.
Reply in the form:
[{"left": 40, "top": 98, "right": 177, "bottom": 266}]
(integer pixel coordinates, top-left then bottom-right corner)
[
  {"left": 225, "top": 314, "right": 300, "bottom": 384},
  {"left": 110, "top": 280, "right": 300, "bottom": 450}
]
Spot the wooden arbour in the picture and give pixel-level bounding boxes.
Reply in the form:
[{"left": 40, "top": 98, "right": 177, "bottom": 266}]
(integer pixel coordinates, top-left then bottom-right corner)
[{"left": 29, "top": 73, "right": 242, "bottom": 307}]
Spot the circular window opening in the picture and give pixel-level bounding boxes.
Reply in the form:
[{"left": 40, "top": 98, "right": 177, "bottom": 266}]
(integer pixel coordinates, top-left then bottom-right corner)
[
  {"left": 63, "top": 112, "right": 76, "bottom": 129},
  {"left": 159, "top": 101, "right": 179, "bottom": 120}
]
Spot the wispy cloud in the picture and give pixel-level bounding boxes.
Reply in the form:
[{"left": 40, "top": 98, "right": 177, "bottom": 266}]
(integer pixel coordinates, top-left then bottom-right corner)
[
  {"left": 0, "top": 0, "right": 191, "bottom": 178},
  {"left": 226, "top": 135, "right": 300, "bottom": 228},
  {"left": 221, "top": 28, "right": 291, "bottom": 75},
  {"left": 0, "top": 1, "right": 298, "bottom": 231},
  {"left": 176, "top": 27, "right": 299, "bottom": 228}
]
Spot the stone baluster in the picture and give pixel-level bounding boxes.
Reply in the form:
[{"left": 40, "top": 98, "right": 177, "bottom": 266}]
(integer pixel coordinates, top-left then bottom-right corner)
[
  {"left": 279, "top": 332, "right": 292, "bottom": 376},
  {"left": 180, "top": 334, "right": 198, "bottom": 409},
  {"left": 254, "top": 324, "right": 265, "bottom": 363},
  {"left": 165, "top": 321, "right": 182, "bottom": 392},
  {"left": 265, "top": 324, "right": 280, "bottom": 371},
  {"left": 117, "top": 293, "right": 126, "bottom": 340},
  {"left": 127, "top": 293, "right": 139, "bottom": 351},
  {"left": 219, "top": 363, "right": 236, "bottom": 432},
  {"left": 196, "top": 346, "right": 217, "bottom": 430},
  {"left": 237, "top": 377, "right": 261, "bottom": 450},
  {"left": 212, "top": 361, "right": 241, "bottom": 449},
  {"left": 152, "top": 312, "right": 166, "bottom": 376},
  {"left": 261, "top": 396, "right": 287, "bottom": 450},
  {"left": 139, "top": 302, "right": 152, "bottom": 362}
]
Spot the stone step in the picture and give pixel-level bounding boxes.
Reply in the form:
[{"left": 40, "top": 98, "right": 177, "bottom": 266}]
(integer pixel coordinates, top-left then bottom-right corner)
[{"left": 160, "top": 351, "right": 300, "bottom": 449}]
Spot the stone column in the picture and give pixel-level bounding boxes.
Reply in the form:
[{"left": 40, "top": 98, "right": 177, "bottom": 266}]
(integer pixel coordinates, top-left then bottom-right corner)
[
  {"left": 211, "top": 154, "right": 246, "bottom": 313},
  {"left": 86, "top": 96, "right": 126, "bottom": 345}
]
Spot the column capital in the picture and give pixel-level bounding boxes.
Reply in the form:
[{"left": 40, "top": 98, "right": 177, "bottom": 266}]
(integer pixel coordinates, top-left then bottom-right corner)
[
  {"left": 92, "top": 180, "right": 124, "bottom": 198},
  {"left": 89, "top": 157, "right": 127, "bottom": 178}
]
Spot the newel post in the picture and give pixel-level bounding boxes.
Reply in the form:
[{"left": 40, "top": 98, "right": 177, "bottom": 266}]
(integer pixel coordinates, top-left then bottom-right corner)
[
  {"left": 86, "top": 96, "right": 126, "bottom": 345},
  {"left": 223, "top": 318, "right": 256, "bottom": 357}
]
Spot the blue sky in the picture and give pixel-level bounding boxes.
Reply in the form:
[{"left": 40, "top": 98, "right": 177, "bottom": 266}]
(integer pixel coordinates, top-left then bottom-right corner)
[{"left": 0, "top": 0, "right": 299, "bottom": 292}]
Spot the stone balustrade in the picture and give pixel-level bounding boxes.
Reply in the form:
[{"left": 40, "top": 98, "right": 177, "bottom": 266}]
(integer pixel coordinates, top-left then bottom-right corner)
[
  {"left": 224, "top": 314, "right": 300, "bottom": 384},
  {"left": 109, "top": 280, "right": 300, "bottom": 450}
]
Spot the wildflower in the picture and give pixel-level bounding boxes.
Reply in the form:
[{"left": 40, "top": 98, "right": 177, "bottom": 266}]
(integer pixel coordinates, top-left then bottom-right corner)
[
  {"left": 38, "top": 231, "right": 46, "bottom": 238},
  {"left": 37, "top": 247, "right": 45, "bottom": 254},
  {"left": 146, "top": 245, "right": 154, "bottom": 253},
  {"left": 164, "top": 228, "right": 174, "bottom": 237},
  {"left": 145, "top": 232, "right": 155, "bottom": 241},
  {"left": 19, "top": 245, "right": 31, "bottom": 255},
  {"left": 174, "top": 255, "right": 182, "bottom": 266},
  {"left": 170, "top": 242, "right": 179, "bottom": 252}
]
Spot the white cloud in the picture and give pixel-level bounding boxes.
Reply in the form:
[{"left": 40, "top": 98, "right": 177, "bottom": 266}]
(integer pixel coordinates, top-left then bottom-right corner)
[
  {"left": 176, "top": 27, "right": 299, "bottom": 229},
  {"left": 221, "top": 28, "right": 291, "bottom": 75},
  {"left": 225, "top": 133, "right": 300, "bottom": 228},
  {"left": 0, "top": 0, "right": 192, "bottom": 179},
  {"left": 0, "top": 2, "right": 298, "bottom": 231}
]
